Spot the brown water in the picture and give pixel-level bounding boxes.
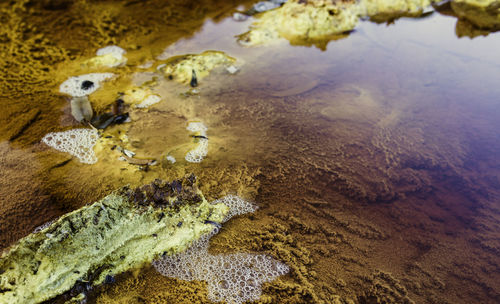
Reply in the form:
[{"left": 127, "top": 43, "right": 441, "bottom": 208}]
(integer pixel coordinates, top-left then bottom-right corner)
[{"left": 1, "top": 1, "right": 500, "bottom": 303}]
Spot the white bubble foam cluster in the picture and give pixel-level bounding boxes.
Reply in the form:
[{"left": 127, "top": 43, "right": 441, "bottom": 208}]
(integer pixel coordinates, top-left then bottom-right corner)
[
  {"left": 96, "top": 45, "right": 127, "bottom": 67},
  {"left": 212, "top": 195, "right": 258, "bottom": 223},
  {"left": 59, "top": 73, "right": 115, "bottom": 97},
  {"left": 135, "top": 94, "right": 161, "bottom": 108},
  {"left": 153, "top": 196, "right": 288, "bottom": 304},
  {"left": 185, "top": 139, "right": 208, "bottom": 163},
  {"left": 186, "top": 122, "right": 207, "bottom": 136},
  {"left": 42, "top": 128, "right": 99, "bottom": 164},
  {"left": 185, "top": 122, "right": 208, "bottom": 163}
]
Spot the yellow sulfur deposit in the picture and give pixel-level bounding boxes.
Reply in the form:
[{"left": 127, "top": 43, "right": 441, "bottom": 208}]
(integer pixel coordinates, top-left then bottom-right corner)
[
  {"left": 451, "top": 0, "right": 500, "bottom": 30},
  {"left": 238, "top": 0, "right": 360, "bottom": 46},
  {"left": 159, "top": 51, "right": 236, "bottom": 84},
  {"left": 238, "top": 0, "right": 437, "bottom": 46},
  {"left": 0, "top": 176, "right": 228, "bottom": 304}
]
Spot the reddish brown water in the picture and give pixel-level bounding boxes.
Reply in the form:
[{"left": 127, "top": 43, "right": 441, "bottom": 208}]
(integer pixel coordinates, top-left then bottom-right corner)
[{"left": 1, "top": 1, "right": 500, "bottom": 303}]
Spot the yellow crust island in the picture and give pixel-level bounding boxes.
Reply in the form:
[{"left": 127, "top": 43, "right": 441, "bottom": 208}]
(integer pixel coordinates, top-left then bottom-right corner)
[{"left": 0, "top": 176, "right": 228, "bottom": 304}]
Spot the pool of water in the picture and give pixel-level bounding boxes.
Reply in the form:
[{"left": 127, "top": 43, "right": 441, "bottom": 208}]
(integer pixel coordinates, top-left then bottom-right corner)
[{"left": 1, "top": 1, "right": 500, "bottom": 303}]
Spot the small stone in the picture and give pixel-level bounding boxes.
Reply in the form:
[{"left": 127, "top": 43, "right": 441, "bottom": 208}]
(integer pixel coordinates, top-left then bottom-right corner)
[
  {"left": 81, "top": 80, "right": 94, "bottom": 90},
  {"left": 232, "top": 12, "right": 248, "bottom": 21},
  {"left": 123, "top": 149, "right": 135, "bottom": 157},
  {"left": 226, "top": 65, "right": 239, "bottom": 74},
  {"left": 190, "top": 69, "right": 198, "bottom": 87}
]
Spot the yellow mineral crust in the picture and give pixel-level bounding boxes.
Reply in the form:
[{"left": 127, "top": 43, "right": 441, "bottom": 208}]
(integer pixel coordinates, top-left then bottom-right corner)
[
  {"left": 359, "top": 0, "right": 433, "bottom": 16},
  {"left": 238, "top": 0, "right": 359, "bottom": 46},
  {"left": 0, "top": 177, "right": 228, "bottom": 304},
  {"left": 159, "top": 51, "right": 236, "bottom": 84},
  {"left": 360, "top": 0, "right": 434, "bottom": 22},
  {"left": 239, "top": 0, "right": 437, "bottom": 46},
  {"left": 451, "top": 0, "right": 500, "bottom": 30}
]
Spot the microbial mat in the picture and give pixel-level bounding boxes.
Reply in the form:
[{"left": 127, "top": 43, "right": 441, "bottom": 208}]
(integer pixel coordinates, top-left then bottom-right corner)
[{"left": 0, "top": 1, "right": 500, "bottom": 303}]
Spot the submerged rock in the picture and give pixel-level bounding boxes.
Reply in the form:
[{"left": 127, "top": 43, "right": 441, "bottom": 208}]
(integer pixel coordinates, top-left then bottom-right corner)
[{"left": 0, "top": 177, "right": 229, "bottom": 304}]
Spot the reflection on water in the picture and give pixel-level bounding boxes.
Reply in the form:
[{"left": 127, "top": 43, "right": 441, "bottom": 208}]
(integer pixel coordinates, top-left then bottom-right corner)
[{"left": 1, "top": 1, "right": 500, "bottom": 303}]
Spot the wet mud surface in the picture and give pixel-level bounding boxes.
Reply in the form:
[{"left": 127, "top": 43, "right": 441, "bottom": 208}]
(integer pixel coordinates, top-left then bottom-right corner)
[{"left": 1, "top": 0, "right": 500, "bottom": 303}]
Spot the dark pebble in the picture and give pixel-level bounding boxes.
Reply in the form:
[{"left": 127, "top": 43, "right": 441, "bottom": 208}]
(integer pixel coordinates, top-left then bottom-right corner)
[
  {"left": 104, "top": 275, "right": 115, "bottom": 284},
  {"left": 81, "top": 80, "right": 94, "bottom": 90},
  {"left": 113, "top": 113, "right": 129, "bottom": 124},
  {"left": 190, "top": 69, "right": 197, "bottom": 87}
]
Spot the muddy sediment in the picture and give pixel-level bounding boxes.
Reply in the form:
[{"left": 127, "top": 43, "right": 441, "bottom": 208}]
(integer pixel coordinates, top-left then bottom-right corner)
[{"left": 1, "top": 0, "right": 500, "bottom": 304}]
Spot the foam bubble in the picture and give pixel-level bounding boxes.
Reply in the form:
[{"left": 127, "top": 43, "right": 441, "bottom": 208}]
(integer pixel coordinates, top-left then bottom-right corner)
[
  {"left": 185, "top": 138, "right": 208, "bottom": 163},
  {"left": 42, "top": 128, "right": 99, "bottom": 164},
  {"left": 211, "top": 195, "right": 258, "bottom": 223},
  {"left": 153, "top": 196, "right": 288, "bottom": 304},
  {"left": 185, "top": 122, "right": 209, "bottom": 163},
  {"left": 95, "top": 45, "right": 127, "bottom": 67},
  {"left": 96, "top": 45, "right": 126, "bottom": 57},
  {"left": 59, "top": 73, "right": 114, "bottom": 97},
  {"left": 186, "top": 122, "right": 208, "bottom": 137},
  {"left": 135, "top": 94, "right": 161, "bottom": 108}
]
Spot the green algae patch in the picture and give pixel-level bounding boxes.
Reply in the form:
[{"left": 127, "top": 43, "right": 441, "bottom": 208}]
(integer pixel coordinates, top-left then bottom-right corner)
[
  {"left": 0, "top": 176, "right": 228, "bottom": 304},
  {"left": 159, "top": 51, "right": 236, "bottom": 85}
]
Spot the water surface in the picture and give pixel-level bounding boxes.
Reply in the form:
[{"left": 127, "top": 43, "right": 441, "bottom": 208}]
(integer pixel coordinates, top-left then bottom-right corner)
[{"left": 1, "top": 1, "right": 500, "bottom": 303}]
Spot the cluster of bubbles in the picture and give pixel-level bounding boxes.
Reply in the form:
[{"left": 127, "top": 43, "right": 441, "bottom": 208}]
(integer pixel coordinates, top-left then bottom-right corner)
[
  {"left": 185, "top": 122, "right": 209, "bottom": 163},
  {"left": 42, "top": 128, "right": 99, "bottom": 164},
  {"left": 95, "top": 45, "right": 127, "bottom": 68},
  {"left": 213, "top": 195, "right": 258, "bottom": 223},
  {"left": 59, "top": 73, "right": 115, "bottom": 97},
  {"left": 152, "top": 195, "right": 289, "bottom": 304}
]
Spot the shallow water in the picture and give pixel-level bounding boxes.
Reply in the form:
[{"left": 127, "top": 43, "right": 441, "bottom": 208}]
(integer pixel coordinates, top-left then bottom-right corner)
[{"left": 1, "top": 1, "right": 500, "bottom": 303}]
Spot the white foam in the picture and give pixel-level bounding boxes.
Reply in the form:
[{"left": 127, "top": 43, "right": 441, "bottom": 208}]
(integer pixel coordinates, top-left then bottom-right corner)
[
  {"left": 42, "top": 128, "right": 99, "bottom": 164},
  {"left": 96, "top": 45, "right": 127, "bottom": 67},
  {"left": 153, "top": 196, "right": 288, "bottom": 304},
  {"left": 186, "top": 122, "right": 208, "bottom": 137},
  {"left": 96, "top": 45, "right": 126, "bottom": 57},
  {"left": 166, "top": 155, "right": 176, "bottom": 164},
  {"left": 211, "top": 195, "right": 258, "bottom": 223},
  {"left": 59, "top": 73, "right": 115, "bottom": 97},
  {"left": 185, "top": 122, "right": 209, "bottom": 163},
  {"left": 135, "top": 94, "right": 161, "bottom": 108},
  {"left": 185, "top": 138, "right": 208, "bottom": 163}
]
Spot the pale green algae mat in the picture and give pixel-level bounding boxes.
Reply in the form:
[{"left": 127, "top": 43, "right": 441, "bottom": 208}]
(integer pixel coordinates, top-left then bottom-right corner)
[{"left": 0, "top": 176, "right": 229, "bottom": 304}]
